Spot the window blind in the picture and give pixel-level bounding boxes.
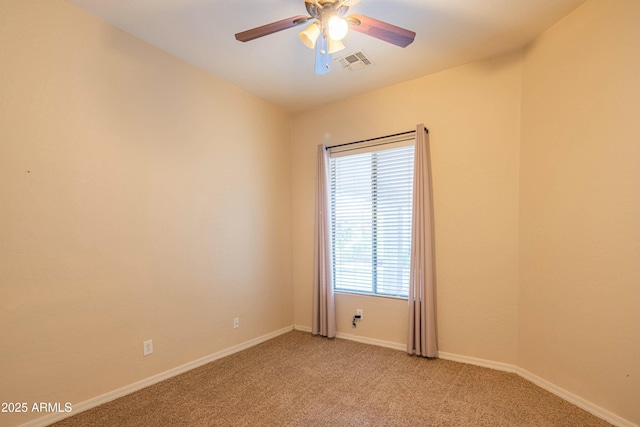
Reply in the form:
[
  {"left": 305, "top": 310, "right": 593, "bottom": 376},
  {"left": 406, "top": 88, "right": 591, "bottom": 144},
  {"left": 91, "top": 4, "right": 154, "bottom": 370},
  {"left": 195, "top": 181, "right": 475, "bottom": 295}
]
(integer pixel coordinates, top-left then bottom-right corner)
[{"left": 329, "top": 142, "right": 415, "bottom": 298}]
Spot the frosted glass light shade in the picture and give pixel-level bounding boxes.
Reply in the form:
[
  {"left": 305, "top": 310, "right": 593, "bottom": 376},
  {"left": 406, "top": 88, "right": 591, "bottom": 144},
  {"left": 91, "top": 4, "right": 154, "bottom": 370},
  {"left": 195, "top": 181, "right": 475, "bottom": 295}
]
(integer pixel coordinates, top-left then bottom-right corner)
[
  {"left": 300, "top": 22, "right": 321, "bottom": 49},
  {"left": 328, "top": 38, "right": 345, "bottom": 54}
]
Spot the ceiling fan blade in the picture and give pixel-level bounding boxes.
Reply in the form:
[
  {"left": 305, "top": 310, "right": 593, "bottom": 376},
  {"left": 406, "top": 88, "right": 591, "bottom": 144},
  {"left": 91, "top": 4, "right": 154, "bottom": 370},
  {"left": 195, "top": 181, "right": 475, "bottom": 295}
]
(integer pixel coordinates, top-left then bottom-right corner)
[
  {"left": 348, "top": 14, "right": 415, "bottom": 48},
  {"left": 235, "top": 15, "right": 309, "bottom": 42},
  {"left": 314, "top": 36, "right": 332, "bottom": 75}
]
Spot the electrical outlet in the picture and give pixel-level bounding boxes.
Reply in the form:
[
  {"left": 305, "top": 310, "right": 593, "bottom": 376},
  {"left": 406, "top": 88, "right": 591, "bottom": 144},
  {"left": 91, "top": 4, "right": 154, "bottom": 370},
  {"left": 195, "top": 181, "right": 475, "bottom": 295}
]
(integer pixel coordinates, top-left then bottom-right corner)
[
  {"left": 143, "top": 339, "right": 153, "bottom": 356},
  {"left": 356, "top": 309, "right": 363, "bottom": 319},
  {"left": 233, "top": 317, "right": 239, "bottom": 329}
]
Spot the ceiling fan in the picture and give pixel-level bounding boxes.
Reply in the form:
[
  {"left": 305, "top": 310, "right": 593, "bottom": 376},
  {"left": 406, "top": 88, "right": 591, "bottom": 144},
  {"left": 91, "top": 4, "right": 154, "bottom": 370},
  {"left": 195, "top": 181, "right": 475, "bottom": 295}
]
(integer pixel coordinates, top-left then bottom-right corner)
[{"left": 234, "top": 0, "right": 416, "bottom": 75}]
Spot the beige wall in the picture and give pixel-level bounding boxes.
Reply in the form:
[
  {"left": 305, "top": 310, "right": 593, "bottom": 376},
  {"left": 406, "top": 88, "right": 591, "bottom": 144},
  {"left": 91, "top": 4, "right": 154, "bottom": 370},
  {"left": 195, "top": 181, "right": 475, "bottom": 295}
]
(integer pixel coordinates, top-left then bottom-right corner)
[
  {"left": 292, "top": 52, "right": 522, "bottom": 364},
  {"left": 0, "top": 1, "right": 292, "bottom": 425},
  {"left": 519, "top": 0, "right": 640, "bottom": 424}
]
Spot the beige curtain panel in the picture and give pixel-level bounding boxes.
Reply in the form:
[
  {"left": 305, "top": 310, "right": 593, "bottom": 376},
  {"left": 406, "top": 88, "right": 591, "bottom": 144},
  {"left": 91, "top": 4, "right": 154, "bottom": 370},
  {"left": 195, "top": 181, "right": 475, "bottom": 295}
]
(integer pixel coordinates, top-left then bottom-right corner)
[
  {"left": 407, "top": 124, "right": 438, "bottom": 357},
  {"left": 312, "top": 144, "right": 336, "bottom": 338}
]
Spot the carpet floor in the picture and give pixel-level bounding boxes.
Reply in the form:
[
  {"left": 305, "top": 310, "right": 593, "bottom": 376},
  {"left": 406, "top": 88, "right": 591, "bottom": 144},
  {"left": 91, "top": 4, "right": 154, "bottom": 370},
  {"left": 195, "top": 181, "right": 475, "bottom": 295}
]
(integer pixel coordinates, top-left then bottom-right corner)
[{"left": 51, "top": 330, "right": 611, "bottom": 426}]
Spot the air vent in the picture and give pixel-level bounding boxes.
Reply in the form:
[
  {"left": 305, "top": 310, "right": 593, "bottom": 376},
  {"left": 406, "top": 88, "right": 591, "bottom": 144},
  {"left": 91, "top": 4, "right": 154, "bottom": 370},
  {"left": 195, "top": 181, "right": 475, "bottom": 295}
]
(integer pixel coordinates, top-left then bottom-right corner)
[{"left": 335, "top": 51, "right": 374, "bottom": 71}]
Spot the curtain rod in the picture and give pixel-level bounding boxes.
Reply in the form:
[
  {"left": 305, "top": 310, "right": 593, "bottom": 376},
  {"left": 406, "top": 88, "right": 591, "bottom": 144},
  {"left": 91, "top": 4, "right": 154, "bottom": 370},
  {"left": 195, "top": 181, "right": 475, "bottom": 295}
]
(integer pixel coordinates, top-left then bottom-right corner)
[{"left": 325, "top": 127, "right": 428, "bottom": 150}]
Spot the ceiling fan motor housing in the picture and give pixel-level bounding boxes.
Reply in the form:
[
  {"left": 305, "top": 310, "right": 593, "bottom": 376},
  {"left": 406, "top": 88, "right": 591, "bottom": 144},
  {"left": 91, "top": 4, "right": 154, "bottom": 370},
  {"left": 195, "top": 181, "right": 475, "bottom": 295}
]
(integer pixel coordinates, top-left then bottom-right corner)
[{"left": 305, "top": 1, "right": 349, "bottom": 20}]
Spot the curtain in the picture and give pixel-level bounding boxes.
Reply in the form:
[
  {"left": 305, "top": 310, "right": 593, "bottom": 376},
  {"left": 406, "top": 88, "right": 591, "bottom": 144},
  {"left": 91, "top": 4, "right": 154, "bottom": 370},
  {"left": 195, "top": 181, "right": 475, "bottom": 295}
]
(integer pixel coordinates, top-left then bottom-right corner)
[
  {"left": 312, "top": 144, "right": 336, "bottom": 338},
  {"left": 407, "top": 124, "right": 438, "bottom": 357}
]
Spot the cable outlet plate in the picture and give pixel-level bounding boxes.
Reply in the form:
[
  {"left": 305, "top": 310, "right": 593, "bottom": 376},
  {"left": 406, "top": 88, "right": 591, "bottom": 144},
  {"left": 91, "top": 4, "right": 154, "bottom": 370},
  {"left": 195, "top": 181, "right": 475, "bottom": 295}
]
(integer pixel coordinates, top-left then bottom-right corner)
[{"left": 233, "top": 317, "right": 239, "bottom": 329}]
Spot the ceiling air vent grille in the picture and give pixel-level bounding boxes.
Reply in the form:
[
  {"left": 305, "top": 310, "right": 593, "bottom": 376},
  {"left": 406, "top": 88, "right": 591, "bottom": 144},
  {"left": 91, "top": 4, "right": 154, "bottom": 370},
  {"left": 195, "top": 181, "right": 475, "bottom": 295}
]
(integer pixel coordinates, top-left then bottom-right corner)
[{"left": 336, "top": 51, "right": 374, "bottom": 71}]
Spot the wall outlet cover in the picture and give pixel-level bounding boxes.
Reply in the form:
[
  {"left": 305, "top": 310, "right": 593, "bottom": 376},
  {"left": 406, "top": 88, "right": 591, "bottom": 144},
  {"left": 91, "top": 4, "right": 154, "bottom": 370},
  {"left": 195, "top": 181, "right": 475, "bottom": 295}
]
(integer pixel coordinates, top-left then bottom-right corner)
[{"left": 143, "top": 339, "right": 153, "bottom": 356}]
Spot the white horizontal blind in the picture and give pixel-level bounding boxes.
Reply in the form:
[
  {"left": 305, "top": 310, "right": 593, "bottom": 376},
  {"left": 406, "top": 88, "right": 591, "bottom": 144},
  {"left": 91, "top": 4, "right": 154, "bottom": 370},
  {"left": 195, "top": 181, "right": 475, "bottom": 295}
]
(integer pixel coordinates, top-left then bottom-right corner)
[{"left": 330, "top": 142, "right": 414, "bottom": 298}]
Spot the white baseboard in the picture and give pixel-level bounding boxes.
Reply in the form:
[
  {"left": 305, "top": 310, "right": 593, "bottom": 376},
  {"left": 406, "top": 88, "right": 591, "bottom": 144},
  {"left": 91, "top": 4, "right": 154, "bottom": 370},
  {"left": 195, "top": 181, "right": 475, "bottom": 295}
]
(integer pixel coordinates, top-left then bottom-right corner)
[
  {"left": 516, "top": 367, "right": 637, "bottom": 427},
  {"left": 18, "top": 325, "right": 294, "bottom": 427},
  {"left": 439, "top": 353, "right": 636, "bottom": 427},
  {"left": 20, "top": 325, "right": 636, "bottom": 427},
  {"left": 437, "top": 351, "right": 517, "bottom": 373},
  {"left": 335, "top": 331, "right": 406, "bottom": 351},
  {"left": 294, "top": 326, "right": 636, "bottom": 427},
  {"left": 293, "top": 325, "right": 406, "bottom": 351}
]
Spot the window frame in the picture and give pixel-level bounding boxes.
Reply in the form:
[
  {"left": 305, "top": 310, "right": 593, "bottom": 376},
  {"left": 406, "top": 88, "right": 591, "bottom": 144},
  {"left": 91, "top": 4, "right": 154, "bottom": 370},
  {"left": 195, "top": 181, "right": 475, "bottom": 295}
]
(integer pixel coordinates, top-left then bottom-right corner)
[{"left": 328, "top": 134, "right": 415, "bottom": 299}]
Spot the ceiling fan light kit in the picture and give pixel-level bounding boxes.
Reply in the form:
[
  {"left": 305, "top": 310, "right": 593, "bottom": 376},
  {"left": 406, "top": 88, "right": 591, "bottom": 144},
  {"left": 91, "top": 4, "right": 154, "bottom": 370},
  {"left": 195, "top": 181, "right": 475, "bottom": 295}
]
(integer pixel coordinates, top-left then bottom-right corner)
[
  {"left": 300, "top": 22, "right": 321, "bottom": 49},
  {"left": 327, "top": 15, "right": 349, "bottom": 41},
  {"left": 328, "top": 38, "right": 345, "bottom": 54},
  {"left": 234, "top": 0, "right": 415, "bottom": 75}
]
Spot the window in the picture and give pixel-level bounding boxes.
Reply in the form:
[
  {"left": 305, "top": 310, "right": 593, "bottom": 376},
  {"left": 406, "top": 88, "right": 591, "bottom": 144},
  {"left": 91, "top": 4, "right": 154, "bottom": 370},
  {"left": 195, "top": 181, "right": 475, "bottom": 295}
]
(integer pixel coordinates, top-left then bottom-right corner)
[{"left": 329, "top": 136, "right": 415, "bottom": 298}]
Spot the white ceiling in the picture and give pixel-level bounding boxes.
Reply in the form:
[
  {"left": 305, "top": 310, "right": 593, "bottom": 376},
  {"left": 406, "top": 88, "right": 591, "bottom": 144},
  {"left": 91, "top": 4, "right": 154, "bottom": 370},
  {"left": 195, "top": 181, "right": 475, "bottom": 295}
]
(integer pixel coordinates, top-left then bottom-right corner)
[{"left": 65, "top": 0, "right": 585, "bottom": 113}]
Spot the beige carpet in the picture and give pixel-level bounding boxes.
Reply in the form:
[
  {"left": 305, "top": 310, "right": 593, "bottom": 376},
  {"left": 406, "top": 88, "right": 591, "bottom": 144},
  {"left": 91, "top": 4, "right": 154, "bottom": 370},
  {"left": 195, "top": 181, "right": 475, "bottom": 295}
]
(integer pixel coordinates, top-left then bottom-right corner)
[{"left": 51, "top": 330, "right": 611, "bottom": 427}]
